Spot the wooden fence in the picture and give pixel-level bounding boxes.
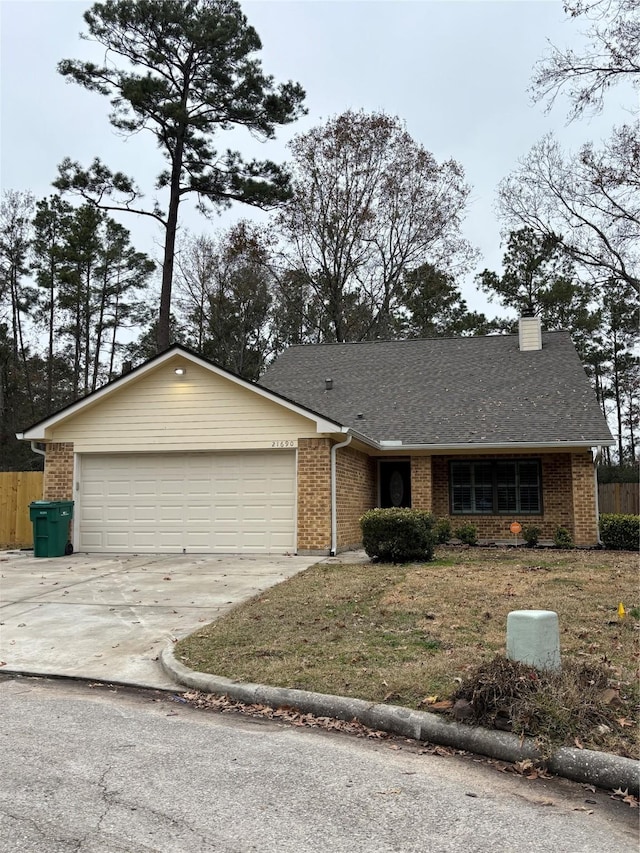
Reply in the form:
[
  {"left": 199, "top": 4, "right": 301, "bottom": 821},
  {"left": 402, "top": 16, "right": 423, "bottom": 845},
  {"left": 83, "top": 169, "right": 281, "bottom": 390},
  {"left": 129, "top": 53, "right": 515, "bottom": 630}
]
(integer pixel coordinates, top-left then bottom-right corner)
[
  {"left": 0, "top": 471, "right": 44, "bottom": 548},
  {"left": 598, "top": 482, "right": 639, "bottom": 516}
]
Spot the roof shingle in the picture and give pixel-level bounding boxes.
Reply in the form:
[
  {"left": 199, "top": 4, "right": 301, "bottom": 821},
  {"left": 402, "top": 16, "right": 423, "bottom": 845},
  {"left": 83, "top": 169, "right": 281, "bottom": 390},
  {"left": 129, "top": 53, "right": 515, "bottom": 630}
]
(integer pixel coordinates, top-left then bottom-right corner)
[{"left": 260, "top": 333, "right": 613, "bottom": 446}]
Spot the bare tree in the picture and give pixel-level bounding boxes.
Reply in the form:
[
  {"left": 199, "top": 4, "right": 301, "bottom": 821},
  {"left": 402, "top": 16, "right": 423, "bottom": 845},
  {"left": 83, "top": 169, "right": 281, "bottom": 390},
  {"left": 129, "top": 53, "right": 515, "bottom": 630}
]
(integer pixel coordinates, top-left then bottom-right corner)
[
  {"left": 175, "top": 222, "right": 274, "bottom": 378},
  {"left": 497, "top": 128, "right": 640, "bottom": 294},
  {"left": 276, "top": 111, "right": 475, "bottom": 342},
  {"left": 531, "top": 0, "right": 640, "bottom": 121},
  {"left": 0, "top": 191, "right": 36, "bottom": 417}
]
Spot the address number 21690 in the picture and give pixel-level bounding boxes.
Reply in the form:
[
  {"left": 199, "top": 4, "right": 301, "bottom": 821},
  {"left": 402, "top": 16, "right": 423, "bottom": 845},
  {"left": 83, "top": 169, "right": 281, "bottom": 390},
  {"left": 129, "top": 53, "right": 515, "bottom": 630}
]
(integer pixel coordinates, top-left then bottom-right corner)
[{"left": 271, "top": 440, "right": 296, "bottom": 448}]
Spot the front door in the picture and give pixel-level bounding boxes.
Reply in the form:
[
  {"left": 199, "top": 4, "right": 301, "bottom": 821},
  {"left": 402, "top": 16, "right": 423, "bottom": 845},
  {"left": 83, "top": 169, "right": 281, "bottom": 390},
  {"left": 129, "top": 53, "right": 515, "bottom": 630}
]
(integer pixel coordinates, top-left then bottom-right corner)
[{"left": 379, "top": 460, "right": 412, "bottom": 508}]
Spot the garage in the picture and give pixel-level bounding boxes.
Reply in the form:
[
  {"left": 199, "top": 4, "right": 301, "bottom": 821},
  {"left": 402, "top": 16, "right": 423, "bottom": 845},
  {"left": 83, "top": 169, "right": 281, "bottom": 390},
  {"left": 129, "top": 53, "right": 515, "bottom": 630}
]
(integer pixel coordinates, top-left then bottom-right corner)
[{"left": 78, "top": 450, "right": 296, "bottom": 554}]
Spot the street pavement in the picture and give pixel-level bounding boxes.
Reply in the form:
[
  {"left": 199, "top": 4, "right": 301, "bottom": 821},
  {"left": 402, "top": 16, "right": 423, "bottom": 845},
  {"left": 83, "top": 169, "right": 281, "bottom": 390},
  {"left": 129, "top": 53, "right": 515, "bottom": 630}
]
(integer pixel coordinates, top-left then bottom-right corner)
[
  {"left": 0, "top": 550, "right": 319, "bottom": 688},
  {"left": 1, "top": 675, "right": 638, "bottom": 853}
]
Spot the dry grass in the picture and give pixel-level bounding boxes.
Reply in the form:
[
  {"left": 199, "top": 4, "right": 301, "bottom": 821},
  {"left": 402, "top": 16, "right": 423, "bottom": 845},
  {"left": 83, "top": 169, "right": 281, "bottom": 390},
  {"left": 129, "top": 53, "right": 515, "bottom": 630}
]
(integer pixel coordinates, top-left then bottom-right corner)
[{"left": 175, "top": 546, "right": 639, "bottom": 756}]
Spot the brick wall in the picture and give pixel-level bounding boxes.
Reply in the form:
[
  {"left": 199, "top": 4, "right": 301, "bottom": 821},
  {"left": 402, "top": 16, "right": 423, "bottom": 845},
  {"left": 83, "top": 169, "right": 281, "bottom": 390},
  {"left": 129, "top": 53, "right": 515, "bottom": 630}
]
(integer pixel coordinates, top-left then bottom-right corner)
[
  {"left": 336, "top": 445, "right": 377, "bottom": 549},
  {"left": 296, "top": 438, "right": 332, "bottom": 553},
  {"left": 430, "top": 452, "right": 595, "bottom": 543},
  {"left": 571, "top": 451, "right": 598, "bottom": 546},
  {"left": 410, "top": 456, "right": 433, "bottom": 510},
  {"left": 43, "top": 443, "right": 74, "bottom": 501}
]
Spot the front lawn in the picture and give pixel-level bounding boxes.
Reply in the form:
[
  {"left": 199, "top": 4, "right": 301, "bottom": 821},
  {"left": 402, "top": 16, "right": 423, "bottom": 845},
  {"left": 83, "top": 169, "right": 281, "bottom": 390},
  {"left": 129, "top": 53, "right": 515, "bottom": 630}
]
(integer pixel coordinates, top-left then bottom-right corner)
[{"left": 175, "top": 547, "right": 639, "bottom": 757}]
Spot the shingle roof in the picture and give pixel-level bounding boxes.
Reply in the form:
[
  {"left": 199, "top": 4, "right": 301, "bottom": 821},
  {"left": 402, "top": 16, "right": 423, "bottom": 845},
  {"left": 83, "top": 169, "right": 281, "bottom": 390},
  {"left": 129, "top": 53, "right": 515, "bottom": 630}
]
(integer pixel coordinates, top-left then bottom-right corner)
[{"left": 260, "top": 332, "right": 613, "bottom": 446}]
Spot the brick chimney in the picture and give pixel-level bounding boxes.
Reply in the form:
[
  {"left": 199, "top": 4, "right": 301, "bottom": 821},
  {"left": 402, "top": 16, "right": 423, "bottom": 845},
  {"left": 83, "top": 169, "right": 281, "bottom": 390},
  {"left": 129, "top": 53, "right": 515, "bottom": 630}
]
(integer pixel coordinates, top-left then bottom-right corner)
[{"left": 518, "top": 308, "right": 542, "bottom": 352}]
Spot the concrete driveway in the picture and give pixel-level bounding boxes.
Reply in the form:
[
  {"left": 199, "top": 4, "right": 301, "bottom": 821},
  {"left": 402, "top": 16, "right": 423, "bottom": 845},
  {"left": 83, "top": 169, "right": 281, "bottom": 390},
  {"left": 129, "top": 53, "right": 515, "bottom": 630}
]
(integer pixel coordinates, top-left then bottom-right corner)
[{"left": 0, "top": 551, "right": 321, "bottom": 689}]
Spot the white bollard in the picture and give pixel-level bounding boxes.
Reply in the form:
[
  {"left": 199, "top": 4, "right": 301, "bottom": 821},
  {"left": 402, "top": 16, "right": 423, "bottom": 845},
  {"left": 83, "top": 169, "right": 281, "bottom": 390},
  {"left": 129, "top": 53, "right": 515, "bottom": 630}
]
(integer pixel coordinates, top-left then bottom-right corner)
[{"left": 506, "top": 610, "right": 561, "bottom": 672}]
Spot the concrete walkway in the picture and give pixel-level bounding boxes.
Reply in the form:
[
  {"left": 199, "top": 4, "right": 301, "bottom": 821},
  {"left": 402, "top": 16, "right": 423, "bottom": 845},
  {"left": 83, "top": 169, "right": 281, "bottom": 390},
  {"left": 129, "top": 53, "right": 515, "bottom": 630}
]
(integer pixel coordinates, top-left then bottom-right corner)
[{"left": 0, "top": 550, "right": 320, "bottom": 688}]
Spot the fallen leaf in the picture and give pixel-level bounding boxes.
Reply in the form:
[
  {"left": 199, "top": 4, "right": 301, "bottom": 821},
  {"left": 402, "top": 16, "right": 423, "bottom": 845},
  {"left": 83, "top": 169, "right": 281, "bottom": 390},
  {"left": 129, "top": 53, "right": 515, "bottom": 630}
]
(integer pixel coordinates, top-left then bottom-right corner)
[
  {"left": 429, "top": 700, "right": 453, "bottom": 712},
  {"left": 616, "top": 717, "right": 635, "bottom": 728},
  {"left": 574, "top": 737, "right": 584, "bottom": 749},
  {"left": 611, "top": 787, "right": 630, "bottom": 799},
  {"left": 599, "top": 688, "right": 622, "bottom": 706}
]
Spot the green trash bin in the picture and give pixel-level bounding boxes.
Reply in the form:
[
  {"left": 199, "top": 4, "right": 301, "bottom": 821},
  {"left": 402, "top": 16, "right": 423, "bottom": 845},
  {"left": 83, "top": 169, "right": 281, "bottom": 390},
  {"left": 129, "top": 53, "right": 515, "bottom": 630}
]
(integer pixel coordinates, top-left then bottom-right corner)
[{"left": 29, "top": 500, "right": 74, "bottom": 558}]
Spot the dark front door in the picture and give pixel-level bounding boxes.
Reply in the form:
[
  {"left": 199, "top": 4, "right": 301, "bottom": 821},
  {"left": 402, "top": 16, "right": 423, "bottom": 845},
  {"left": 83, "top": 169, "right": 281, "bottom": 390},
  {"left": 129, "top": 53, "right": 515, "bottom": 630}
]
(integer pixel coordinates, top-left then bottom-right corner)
[{"left": 379, "top": 460, "right": 412, "bottom": 508}]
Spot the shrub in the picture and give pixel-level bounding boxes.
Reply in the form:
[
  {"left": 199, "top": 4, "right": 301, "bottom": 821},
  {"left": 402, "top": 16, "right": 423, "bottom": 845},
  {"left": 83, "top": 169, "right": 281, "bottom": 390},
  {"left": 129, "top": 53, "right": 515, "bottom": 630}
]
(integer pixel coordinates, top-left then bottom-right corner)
[
  {"left": 434, "top": 517, "right": 452, "bottom": 544},
  {"left": 553, "top": 526, "right": 573, "bottom": 549},
  {"left": 454, "top": 522, "right": 477, "bottom": 546},
  {"left": 599, "top": 514, "right": 640, "bottom": 551},
  {"left": 360, "top": 508, "right": 435, "bottom": 563},
  {"left": 522, "top": 525, "right": 541, "bottom": 547}
]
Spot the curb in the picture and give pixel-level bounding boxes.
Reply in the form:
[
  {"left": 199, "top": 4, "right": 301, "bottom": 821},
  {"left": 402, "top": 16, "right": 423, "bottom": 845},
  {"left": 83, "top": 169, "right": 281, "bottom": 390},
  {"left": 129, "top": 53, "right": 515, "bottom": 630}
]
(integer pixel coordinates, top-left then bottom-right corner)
[{"left": 161, "top": 645, "right": 639, "bottom": 796}]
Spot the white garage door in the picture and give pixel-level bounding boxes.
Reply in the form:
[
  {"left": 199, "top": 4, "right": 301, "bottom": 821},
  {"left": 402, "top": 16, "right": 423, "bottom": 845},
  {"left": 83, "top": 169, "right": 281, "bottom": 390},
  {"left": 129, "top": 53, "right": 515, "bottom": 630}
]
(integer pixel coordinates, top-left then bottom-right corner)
[{"left": 78, "top": 451, "right": 296, "bottom": 554}]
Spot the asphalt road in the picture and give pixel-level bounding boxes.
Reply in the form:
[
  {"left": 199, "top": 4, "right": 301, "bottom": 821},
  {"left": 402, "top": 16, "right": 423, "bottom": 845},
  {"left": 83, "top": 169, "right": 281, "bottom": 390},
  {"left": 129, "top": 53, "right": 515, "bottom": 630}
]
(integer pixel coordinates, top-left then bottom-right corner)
[{"left": 0, "top": 676, "right": 637, "bottom": 853}]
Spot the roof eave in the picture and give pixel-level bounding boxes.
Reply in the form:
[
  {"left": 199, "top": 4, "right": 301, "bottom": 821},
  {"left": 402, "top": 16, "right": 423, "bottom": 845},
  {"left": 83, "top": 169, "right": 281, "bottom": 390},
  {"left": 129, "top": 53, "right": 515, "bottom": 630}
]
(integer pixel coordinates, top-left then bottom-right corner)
[{"left": 346, "top": 437, "right": 615, "bottom": 452}]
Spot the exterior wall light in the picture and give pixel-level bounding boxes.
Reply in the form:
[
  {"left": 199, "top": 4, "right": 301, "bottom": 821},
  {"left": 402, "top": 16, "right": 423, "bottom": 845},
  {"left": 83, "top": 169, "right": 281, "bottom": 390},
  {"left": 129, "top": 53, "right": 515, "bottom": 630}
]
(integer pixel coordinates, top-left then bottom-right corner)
[{"left": 174, "top": 367, "right": 186, "bottom": 376}]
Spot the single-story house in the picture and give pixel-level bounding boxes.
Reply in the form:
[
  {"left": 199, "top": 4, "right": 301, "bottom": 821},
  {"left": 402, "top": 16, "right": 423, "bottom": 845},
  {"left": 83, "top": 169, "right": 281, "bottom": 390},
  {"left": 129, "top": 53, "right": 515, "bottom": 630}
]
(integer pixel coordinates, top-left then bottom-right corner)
[{"left": 18, "top": 315, "right": 613, "bottom": 553}]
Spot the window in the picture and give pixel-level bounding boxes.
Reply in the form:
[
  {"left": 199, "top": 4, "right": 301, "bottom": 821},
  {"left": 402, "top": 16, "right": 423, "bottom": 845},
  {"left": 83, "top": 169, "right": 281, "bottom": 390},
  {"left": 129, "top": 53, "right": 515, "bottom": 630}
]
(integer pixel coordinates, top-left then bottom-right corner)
[{"left": 450, "top": 460, "right": 541, "bottom": 515}]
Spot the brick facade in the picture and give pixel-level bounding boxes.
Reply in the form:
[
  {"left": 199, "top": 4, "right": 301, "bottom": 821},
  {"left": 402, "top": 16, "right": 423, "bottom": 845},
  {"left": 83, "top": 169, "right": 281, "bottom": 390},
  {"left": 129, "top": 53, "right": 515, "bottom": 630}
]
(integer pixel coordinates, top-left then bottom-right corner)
[
  {"left": 43, "top": 442, "right": 74, "bottom": 501},
  {"left": 410, "top": 456, "right": 433, "bottom": 510},
  {"left": 296, "top": 438, "right": 332, "bottom": 553},
  {"left": 429, "top": 451, "right": 598, "bottom": 546},
  {"left": 44, "top": 440, "right": 597, "bottom": 553},
  {"left": 336, "top": 445, "right": 377, "bottom": 550},
  {"left": 571, "top": 452, "right": 599, "bottom": 546}
]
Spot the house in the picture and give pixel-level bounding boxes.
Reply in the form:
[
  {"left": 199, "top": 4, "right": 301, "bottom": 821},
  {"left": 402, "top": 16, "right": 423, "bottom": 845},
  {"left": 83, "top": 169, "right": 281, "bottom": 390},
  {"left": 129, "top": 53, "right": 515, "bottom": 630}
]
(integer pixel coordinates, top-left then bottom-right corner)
[{"left": 17, "top": 315, "right": 613, "bottom": 554}]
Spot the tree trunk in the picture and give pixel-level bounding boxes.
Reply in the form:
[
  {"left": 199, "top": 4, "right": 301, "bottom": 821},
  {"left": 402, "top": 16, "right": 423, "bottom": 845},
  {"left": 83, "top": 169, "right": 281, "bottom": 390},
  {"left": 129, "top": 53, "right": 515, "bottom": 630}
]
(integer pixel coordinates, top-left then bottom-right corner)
[
  {"left": 157, "top": 57, "right": 192, "bottom": 353},
  {"left": 109, "top": 277, "right": 121, "bottom": 382},
  {"left": 10, "top": 265, "right": 34, "bottom": 419},
  {"left": 47, "top": 253, "right": 55, "bottom": 410},
  {"left": 92, "top": 262, "right": 109, "bottom": 392}
]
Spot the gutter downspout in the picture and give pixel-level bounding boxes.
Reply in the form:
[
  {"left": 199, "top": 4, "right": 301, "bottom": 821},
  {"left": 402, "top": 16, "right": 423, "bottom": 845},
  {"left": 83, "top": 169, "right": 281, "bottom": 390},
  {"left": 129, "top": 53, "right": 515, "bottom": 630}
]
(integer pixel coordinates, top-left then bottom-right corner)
[
  {"left": 330, "top": 434, "right": 352, "bottom": 556},
  {"left": 31, "top": 441, "right": 46, "bottom": 458},
  {"left": 593, "top": 447, "right": 602, "bottom": 545}
]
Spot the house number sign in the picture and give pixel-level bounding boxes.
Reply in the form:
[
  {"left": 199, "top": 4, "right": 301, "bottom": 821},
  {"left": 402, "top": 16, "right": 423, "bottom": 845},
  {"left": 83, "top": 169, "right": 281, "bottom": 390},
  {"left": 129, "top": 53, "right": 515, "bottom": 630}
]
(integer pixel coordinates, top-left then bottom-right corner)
[{"left": 271, "top": 440, "right": 296, "bottom": 448}]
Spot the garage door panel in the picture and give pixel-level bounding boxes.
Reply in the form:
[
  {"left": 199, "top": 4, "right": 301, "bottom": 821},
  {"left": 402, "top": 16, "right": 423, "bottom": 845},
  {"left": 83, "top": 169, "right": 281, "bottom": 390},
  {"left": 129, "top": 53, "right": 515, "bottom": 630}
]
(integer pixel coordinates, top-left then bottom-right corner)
[
  {"left": 133, "top": 481, "right": 156, "bottom": 497},
  {"left": 187, "top": 506, "right": 212, "bottom": 522},
  {"left": 79, "top": 451, "right": 296, "bottom": 554},
  {"left": 159, "top": 504, "right": 184, "bottom": 523},
  {"left": 105, "top": 506, "right": 131, "bottom": 523},
  {"left": 106, "top": 480, "right": 132, "bottom": 498}
]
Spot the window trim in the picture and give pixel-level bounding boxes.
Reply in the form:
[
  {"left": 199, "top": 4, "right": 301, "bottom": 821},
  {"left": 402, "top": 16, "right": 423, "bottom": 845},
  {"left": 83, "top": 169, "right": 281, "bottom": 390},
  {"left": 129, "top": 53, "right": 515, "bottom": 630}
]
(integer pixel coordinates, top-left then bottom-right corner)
[{"left": 449, "top": 459, "right": 543, "bottom": 516}]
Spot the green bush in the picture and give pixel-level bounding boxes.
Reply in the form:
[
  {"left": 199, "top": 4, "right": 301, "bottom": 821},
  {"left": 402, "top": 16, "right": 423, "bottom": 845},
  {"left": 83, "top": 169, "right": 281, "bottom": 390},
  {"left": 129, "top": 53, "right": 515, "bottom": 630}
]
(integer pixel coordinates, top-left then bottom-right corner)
[
  {"left": 434, "top": 517, "right": 452, "bottom": 544},
  {"left": 360, "top": 508, "right": 435, "bottom": 563},
  {"left": 597, "top": 463, "right": 639, "bottom": 484},
  {"left": 522, "top": 525, "right": 541, "bottom": 547},
  {"left": 599, "top": 514, "right": 639, "bottom": 551},
  {"left": 454, "top": 522, "right": 478, "bottom": 546},
  {"left": 553, "top": 526, "right": 574, "bottom": 549}
]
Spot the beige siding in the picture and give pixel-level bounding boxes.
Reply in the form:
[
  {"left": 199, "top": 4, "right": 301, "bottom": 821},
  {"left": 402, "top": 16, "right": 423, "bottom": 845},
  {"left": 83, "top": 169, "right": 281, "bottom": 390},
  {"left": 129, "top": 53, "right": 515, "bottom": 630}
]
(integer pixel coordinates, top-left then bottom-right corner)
[{"left": 48, "top": 358, "right": 322, "bottom": 452}]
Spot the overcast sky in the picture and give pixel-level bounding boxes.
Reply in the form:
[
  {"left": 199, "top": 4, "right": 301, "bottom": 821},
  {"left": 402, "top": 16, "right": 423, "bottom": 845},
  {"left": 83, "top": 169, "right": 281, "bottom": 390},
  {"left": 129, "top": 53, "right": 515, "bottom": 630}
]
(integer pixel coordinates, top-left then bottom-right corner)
[{"left": 0, "top": 0, "right": 633, "bottom": 317}]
